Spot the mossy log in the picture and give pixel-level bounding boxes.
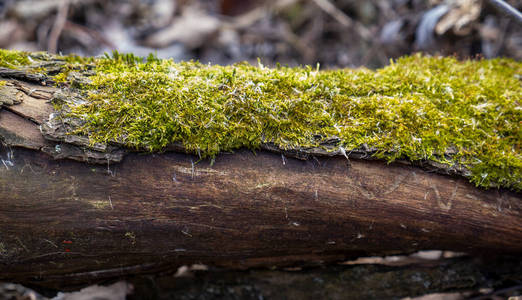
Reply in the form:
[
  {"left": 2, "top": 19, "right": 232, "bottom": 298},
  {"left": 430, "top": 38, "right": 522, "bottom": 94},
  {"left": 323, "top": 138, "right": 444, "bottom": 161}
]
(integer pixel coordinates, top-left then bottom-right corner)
[{"left": 0, "top": 54, "right": 521, "bottom": 289}]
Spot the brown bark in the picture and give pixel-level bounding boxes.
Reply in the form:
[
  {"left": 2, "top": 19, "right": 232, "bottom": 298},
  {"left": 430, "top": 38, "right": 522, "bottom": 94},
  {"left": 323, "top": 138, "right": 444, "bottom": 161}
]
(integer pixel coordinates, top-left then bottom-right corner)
[{"left": 0, "top": 72, "right": 521, "bottom": 289}]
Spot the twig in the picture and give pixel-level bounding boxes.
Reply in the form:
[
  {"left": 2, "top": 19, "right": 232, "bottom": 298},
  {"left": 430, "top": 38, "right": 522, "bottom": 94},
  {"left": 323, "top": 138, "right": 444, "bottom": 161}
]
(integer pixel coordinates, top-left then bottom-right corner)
[
  {"left": 64, "top": 21, "right": 116, "bottom": 49},
  {"left": 42, "top": 239, "right": 58, "bottom": 248},
  {"left": 279, "top": 23, "right": 315, "bottom": 62},
  {"left": 47, "top": 0, "right": 70, "bottom": 53},
  {"left": 227, "top": 0, "right": 299, "bottom": 29},
  {"left": 312, "top": 0, "right": 352, "bottom": 27},
  {"left": 486, "top": 0, "right": 522, "bottom": 26},
  {"left": 311, "top": 0, "right": 371, "bottom": 39}
]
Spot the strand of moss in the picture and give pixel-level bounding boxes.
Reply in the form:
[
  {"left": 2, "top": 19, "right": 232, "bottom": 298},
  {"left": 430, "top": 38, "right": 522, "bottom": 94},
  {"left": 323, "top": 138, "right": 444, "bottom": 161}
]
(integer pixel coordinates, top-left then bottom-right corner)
[{"left": 0, "top": 49, "right": 520, "bottom": 190}]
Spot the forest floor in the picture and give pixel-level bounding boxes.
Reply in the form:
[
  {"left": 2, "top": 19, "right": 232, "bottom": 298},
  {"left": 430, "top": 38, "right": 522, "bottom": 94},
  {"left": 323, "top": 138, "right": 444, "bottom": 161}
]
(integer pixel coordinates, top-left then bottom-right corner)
[{"left": 1, "top": 0, "right": 520, "bottom": 68}]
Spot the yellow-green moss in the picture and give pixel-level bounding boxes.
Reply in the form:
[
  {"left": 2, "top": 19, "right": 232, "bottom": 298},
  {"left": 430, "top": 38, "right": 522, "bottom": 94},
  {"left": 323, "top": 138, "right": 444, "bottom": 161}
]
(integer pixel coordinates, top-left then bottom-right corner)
[
  {"left": 1, "top": 49, "right": 521, "bottom": 191},
  {"left": 0, "top": 49, "right": 31, "bottom": 68}
]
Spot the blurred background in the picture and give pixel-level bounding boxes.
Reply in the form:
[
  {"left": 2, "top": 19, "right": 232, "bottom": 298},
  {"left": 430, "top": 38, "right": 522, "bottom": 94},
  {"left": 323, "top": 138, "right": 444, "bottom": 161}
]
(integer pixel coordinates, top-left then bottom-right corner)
[{"left": 0, "top": 0, "right": 520, "bottom": 68}]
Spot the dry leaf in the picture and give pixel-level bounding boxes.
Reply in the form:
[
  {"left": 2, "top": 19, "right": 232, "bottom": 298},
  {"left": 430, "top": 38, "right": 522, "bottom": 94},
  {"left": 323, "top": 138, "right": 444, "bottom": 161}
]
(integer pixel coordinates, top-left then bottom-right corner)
[
  {"left": 52, "top": 281, "right": 133, "bottom": 300},
  {"left": 435, "top": 0, "right": 481, "bottom": 36}
]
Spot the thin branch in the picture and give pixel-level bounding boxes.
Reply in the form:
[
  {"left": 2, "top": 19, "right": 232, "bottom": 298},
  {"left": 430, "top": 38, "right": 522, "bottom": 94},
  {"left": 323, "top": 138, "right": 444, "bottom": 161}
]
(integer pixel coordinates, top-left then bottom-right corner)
[
  {"left": 486, "top": 0, "right": 522, "bottom": 26},
  {"left": 47, "top": 0, "right": 70, "bottom": 53},
  {"left": 311, "top": 0, "right": 371, "bottom": 40},
  {"left": 312, "top": 0, "right": 353, "bottom": 27}
]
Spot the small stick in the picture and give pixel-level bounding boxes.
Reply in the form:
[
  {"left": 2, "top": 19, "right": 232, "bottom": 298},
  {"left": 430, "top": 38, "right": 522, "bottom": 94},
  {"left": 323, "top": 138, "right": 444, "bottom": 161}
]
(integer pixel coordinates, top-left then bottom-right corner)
[
  {"left": 47, "top": 0, "right": 70, "bottom": 53},
  {"left": 311, "top": 0, "right": 371, "bottom": 39},
  {"left": 486, "top": 0, "right": 522, "bottom": 26},
  {"left": 312, "top": 0, "right": 352, "bottom": 27}
]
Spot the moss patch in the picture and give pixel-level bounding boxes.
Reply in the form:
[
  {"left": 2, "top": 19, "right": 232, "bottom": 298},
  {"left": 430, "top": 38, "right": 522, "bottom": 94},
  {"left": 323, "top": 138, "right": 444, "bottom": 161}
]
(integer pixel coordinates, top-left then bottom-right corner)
[
  {"left": 0, "top": 49, "right": 31, "bottom": 68},
  {"left": 1, "top": 50, "right": 521, "bottom": 191}
]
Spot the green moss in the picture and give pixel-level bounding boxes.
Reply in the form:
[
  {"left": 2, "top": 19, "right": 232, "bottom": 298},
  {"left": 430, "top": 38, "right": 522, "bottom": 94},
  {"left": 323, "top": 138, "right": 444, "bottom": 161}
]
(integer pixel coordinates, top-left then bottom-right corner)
[
  {"left": 52, "top": 71, "right": 69, "bottom": 84},
  {"left": 0, "top": 49, "right": 31, "bottom": 68},
  {"left": 1, "top": 49, "right": 521, "bottom": 191},
  {"left": 64, "top": 52, "right": 520, "bottom": 190},
  {"left": 61, "top": 53, "right": 95, "bottom": 65}
]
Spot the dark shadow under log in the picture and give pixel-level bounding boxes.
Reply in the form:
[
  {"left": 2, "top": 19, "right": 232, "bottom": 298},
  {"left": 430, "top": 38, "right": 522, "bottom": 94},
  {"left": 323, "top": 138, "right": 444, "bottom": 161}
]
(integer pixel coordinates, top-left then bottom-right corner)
[
  {"left": 0, "top": 141, "right": 520, "bottom": 288},
  {"left": 4, "top": 255, "right": 522, "bottom": 299},
  {"left": 0, "top": 65, "right": 520, "bottom": 291},
  {"left": 126, "top": 255, "right": 522, "bottom": 300}
]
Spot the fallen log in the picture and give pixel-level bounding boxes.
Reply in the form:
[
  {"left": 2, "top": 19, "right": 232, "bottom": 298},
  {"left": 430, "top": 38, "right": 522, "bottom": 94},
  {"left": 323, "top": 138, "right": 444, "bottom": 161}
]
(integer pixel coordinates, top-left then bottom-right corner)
[
  {"left": 1, "top": 113, "right": 520, "bottom": 287},
  {"left": 0, "top": 50, "right": 520, "bottom": 289}
]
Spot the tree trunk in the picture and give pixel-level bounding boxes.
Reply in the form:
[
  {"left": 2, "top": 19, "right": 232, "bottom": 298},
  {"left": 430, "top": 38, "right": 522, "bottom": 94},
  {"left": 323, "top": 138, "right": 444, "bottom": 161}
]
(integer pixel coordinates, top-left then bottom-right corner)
[{"left": 0, "top": 67, "right": 521, "bottom": 289}]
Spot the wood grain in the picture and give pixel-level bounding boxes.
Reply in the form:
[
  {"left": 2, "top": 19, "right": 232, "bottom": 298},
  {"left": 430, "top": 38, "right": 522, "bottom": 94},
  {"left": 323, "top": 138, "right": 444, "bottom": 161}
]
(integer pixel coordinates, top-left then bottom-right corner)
[{"left": 0, "top": 143, "right": 520, "bottom": 286}]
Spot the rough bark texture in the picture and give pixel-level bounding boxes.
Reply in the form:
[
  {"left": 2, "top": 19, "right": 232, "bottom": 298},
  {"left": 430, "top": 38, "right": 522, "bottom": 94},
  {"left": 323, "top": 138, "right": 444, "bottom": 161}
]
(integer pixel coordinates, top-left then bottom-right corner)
[{"left": 0, "top": 70, "right": 521, "bottom": 290}]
